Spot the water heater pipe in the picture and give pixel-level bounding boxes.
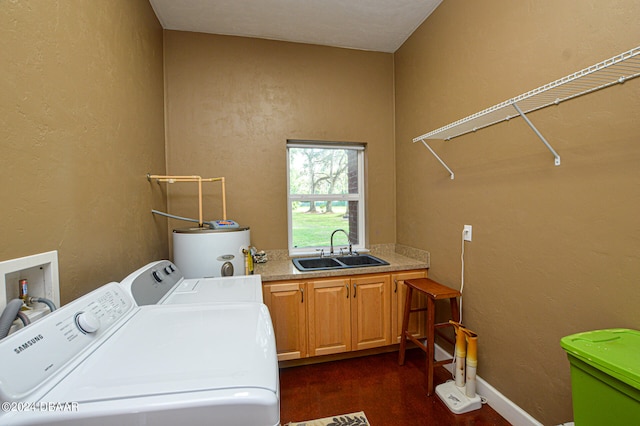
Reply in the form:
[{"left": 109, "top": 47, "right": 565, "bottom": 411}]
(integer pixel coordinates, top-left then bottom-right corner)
[{"left": 147, "top": 174, "right": 227, "bottom": 226}]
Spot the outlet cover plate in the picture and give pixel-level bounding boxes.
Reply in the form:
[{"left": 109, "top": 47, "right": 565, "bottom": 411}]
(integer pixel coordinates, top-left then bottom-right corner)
[{"left": 463, "top": 225, "right": 472, "bottom": 241}]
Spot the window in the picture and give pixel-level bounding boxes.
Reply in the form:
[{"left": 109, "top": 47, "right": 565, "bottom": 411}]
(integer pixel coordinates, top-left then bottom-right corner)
[{"left": 287, "top": 141, "right": 365, "bottom": 255}]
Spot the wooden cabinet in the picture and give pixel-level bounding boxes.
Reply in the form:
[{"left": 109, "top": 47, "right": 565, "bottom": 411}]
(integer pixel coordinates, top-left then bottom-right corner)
[
  {"left": 307, "top": 278, "right": 351, "bottom": 356},
  {"left": 391, "top": 270, "right": 428, "bottom": 343},
  {"left": 307, "top": 274, "right": 392, "bottom": 356},
  {"left": 263, "top": 281, "right": 307, "bottom": 361},
  {"left": 350, "top": 274, "right": 392, "bottom": 351},
  {"left": 263, "top": 269, "right": 425, "bottom": 361}
]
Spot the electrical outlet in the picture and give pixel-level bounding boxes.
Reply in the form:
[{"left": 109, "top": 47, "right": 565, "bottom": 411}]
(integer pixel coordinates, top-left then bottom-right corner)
[{"left": 463, "top": 225, "right": 472, "bottom": 242}]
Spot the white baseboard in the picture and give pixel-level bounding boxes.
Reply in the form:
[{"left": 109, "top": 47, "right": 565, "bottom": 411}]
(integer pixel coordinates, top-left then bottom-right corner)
[{"left": 434, "top": 344, "right": 543, "bottom": 426}]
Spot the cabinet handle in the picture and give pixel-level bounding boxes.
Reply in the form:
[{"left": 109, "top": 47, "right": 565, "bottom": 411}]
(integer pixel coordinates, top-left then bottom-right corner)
[
  {"left": 300, "top": 287, "right": 304, "bottom": 303},
  {"left": 394, "top": 279, "right": 398, "bottom": 293},
  {"left": 353, "top": 283, "right": 357, "bottom": 298},
  {"left": 346, "top": 284, "right": 349, "bottom": 298}
]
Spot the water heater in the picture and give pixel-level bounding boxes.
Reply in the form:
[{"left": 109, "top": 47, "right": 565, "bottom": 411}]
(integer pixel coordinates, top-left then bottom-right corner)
[{"left": 172, "top": 227, "right": 250, "bottom": 278}]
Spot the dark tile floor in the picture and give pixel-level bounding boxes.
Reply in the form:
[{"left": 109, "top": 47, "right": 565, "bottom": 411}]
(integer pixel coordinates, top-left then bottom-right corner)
[{"left": 280, "top": 348, "right": 511, "bottom": 425}]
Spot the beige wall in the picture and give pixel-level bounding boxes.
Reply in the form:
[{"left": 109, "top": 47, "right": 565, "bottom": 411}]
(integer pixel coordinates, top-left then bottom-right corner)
[
  {"left": 4, "top": 1, "right": 639, "bottom": 422},
  {"left": 1, "top": 0, "right": 167, "bottom": 303},
  {"left": 163, "top": 31, "right": 395, "bottom": 251},
  {"left": 395, "top": 0, "right": 640, "bottom": 424}
]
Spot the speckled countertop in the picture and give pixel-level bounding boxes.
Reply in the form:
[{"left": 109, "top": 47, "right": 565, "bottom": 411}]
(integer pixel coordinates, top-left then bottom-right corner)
[{"left": 255, "top": 244, "right": 429, "bottom": 282}]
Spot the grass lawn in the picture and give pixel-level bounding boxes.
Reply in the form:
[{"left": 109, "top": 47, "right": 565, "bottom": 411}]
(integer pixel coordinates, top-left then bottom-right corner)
[{"left": 292, "top": 205, "right": 350, "bottom": 248}]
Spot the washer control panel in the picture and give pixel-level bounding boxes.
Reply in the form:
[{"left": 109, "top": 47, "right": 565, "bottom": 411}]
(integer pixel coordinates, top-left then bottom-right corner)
[
  {"left": 0, "top": 282, "right": 136, "bottom": 402},
  {"left": 125, "top": 260, "right": 183, "bottom": 306}
]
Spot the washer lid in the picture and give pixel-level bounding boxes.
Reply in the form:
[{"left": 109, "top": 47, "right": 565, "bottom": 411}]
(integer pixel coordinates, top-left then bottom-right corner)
[
  {"left": 43, "top": 303, "right": 277, "bottom": 403},
  {"left": 162, "top": 275, "right": 264, "bottom": 304}
]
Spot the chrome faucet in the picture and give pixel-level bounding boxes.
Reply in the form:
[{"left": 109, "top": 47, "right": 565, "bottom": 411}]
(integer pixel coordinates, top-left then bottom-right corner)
[{"left": 330, "top": 229, "right": 352, "bottom": 255}]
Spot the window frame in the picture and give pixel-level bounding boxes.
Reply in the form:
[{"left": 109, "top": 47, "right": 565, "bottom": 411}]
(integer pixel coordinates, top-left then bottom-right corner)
[{"left": 286, "top": 140, "right": 366, "bottom": 256}]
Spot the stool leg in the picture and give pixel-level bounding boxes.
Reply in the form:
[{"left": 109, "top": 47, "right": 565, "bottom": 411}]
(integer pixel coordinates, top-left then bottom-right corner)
[
  {"left": 398, "top": 285, "right": 413, "bottom": 365},
  {"left": 425, "top": 296, "right": 436, "bottom": 396},
  {"left": 450, "top": 297, "right": 460, "bottom": 323}
]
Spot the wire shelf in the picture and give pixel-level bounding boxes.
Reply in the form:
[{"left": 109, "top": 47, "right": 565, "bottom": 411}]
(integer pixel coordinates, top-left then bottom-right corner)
[
  {"left": 412, "top": 45, "right": 640, "bottom": 179},
  {"left": 414, "top": 46, "right": 640, "bottom": 142}
]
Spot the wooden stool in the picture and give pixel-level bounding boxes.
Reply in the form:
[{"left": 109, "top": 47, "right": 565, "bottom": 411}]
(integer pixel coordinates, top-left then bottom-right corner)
[{"left": 398, "top": 278, "right": 461, "bottom": 396}]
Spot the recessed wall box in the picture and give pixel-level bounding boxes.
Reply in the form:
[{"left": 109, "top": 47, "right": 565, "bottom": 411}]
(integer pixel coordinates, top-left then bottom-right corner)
[{"left": 0, "top": 251, "right": 61, "bottom": 335}]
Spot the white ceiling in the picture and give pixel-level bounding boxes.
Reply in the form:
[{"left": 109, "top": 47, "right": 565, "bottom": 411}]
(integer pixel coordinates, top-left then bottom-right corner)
[{"left": 149, "top": 0, "right": 442, "bottom": 53}]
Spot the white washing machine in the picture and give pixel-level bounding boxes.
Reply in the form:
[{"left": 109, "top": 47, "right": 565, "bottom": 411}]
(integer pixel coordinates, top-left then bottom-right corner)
[
  {"left": 119, "top": 260, "right": 263, "bottom": 306},
  {"left": 0, "top": 282, "right": 279, "bottom": 426}
]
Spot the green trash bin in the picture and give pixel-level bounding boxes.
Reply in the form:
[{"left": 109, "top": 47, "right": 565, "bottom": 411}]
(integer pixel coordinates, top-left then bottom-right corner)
[{"left": 560, "top": 328, "right": 640, "bottom": 425}]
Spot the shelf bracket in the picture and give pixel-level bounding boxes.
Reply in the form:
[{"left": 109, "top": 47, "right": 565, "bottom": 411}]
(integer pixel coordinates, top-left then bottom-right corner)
[
  {"left": 512, "top": 102, "right": 561, "bottom": 166},
  {"left": 419, "top": 139, "right": 455, "bottom": 179}
]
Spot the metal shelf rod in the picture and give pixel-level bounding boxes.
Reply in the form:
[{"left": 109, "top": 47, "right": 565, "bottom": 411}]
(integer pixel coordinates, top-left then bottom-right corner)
[
  {"left": 419, "top": 139, "right": 455, "bottom": 180},
  {"left": 512, "top": 102, "right": 560, "bottom": 166}
]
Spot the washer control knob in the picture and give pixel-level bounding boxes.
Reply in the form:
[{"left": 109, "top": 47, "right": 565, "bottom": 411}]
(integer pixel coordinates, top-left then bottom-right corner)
[
  {"left": 75, "top": 312, "right": 100, "bottom": 334},
  {"left": 152, "top": 271, "right": 163, "bottom": 282},
  {"left": 164, "top": 266, "right": 172, "bottom": 275}
]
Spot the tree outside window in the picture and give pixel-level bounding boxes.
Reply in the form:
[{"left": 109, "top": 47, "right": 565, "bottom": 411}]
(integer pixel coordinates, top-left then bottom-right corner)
[{"left": 287, "top": 141, "right": 365, "bottom": 254}]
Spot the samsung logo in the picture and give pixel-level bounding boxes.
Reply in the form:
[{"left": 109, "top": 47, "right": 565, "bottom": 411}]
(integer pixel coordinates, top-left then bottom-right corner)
[{"left": 14, "top": 334, "right": 44, "bottom": 354}]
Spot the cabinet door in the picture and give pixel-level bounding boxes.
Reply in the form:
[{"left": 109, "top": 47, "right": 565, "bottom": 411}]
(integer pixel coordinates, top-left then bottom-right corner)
[
  {"left": 392, "top": 270, "right": 428, "bottom": 344},
  {"left": 263, "top": 281, "right": 307, "bottom": 361},
  {"left": 351, "top": 274, "right": 392, "bottom": 351},
  {"left": 307, "top": 278, "right": 351, "bottom": 356}
]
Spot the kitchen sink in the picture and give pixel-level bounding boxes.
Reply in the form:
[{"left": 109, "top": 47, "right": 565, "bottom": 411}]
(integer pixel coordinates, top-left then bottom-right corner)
[
  {"left": 295, "top": 257, "right": 343, "bottom": 270},
  {"left": 335, "top": 255, "right": 388, "bottom": 267},
  {"left": 292, "top": 254, "right": 389, "bottom": 271}
]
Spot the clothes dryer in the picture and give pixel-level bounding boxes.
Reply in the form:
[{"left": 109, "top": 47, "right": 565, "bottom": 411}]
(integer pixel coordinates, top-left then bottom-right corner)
[{"left": 119, "top": 260, "right": 263, "bottom": 306}]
